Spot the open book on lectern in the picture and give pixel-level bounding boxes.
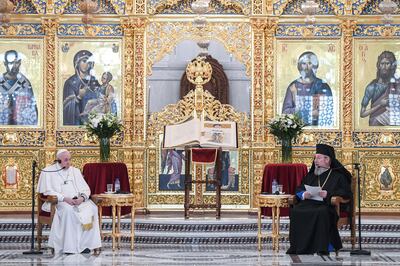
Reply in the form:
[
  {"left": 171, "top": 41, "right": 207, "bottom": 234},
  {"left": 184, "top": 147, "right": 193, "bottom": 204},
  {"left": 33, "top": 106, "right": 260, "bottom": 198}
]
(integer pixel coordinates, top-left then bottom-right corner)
[{"left": 163, "top": 116, "right": 238, "bottom": 149}]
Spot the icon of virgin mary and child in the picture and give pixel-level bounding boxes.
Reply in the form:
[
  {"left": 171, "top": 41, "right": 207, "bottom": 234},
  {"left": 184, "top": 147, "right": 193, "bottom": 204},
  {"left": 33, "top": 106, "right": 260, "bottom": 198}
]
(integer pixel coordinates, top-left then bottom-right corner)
[{"left": 62, "top": 50, "right": 117, "bottom": 125}]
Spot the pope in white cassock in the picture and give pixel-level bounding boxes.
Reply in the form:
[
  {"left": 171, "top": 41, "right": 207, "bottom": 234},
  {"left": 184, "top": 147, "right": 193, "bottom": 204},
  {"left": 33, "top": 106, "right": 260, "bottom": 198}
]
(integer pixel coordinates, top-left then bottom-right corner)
[{"left": 37, "top": 149, "right": 102, "bottom": 254}]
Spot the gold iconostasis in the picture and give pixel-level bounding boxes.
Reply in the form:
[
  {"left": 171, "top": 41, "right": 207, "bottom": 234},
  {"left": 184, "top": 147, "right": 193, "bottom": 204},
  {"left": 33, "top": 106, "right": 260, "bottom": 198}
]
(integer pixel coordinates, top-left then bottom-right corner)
[{"left": 0, "top": 0, "right": 399, "bottom": 214}]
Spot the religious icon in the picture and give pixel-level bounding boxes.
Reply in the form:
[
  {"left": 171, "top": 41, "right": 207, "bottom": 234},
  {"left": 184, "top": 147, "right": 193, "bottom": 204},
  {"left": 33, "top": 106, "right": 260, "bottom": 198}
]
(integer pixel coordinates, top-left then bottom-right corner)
[
  {"left": 354, "top": 40, "right": 400, "bottom": 129},
  {"left": 206, "top": 151, "right": 239, "bottom": 192},
  {"left": 276, "top": 40, "right": 340, "bottom": 129},
  {"left": 159, "top": 148, "right": 186, "bottom": 191},
  {"left": 379, "top": 166, "right": 394, "bottom": 191},
  {"left": 0, "top": 39, "right": 43, "bottom": 127},
  {"left": 1, "top": 164, "right": 19, "bottom": 189},
  {"left": 59, "top": 40, "right": 122, "bottom": 127},
  {"left": 360, "top": 51, "right": 400, "bottom": 126},
  {"left": 281, "top": 51, "right": 334, "bottom": 127}
]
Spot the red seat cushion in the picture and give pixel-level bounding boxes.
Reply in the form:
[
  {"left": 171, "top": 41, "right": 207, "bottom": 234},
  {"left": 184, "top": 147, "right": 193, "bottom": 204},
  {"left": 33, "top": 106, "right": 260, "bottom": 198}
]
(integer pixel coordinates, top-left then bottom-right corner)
[{"left": 340, "top": 211, "right": 349, "bottom": 218}]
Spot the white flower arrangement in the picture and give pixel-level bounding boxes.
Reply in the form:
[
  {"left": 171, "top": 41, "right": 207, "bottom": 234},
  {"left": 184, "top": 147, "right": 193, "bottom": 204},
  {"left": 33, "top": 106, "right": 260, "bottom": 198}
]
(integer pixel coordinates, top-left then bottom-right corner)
[
  {"left": 85, "top": 112, "right": 123, "bottom": 139},
  {"left": 267, "top": 113, "right": 305, "bottom": 141}
]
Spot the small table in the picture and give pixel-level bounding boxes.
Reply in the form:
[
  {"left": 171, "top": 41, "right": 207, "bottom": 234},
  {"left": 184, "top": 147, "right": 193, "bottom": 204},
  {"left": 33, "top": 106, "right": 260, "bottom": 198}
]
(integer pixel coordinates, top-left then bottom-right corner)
[
  {"left": 261, "top": 163, "right": 307, "bottom": 216},
  {"left": 83, "top": 163, "right": 131, "bottom": 216},
  {"left": 257, "top": 194, "right": 290, "bottom": 251},
  {"left": 91, "top": 193, "right": 135, "bottom": 251}
]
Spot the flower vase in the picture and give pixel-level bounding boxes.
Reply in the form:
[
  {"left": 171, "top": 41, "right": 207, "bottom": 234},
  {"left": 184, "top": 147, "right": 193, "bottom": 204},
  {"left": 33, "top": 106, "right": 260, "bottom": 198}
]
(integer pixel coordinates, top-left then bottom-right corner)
[
  {"left": 99, "top": 137, "right": 110, "bottom": 162},
  {"left": 281, "top": 137, "right": 293, "bottom": 163}
]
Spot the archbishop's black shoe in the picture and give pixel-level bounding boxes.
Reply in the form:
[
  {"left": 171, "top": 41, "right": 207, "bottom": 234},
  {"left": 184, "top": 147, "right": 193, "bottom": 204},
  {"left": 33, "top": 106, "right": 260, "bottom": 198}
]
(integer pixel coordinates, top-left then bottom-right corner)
[
  {"left": 317, "top": 251, "right": 329, "bottom": 256},
  {"left": 81, "top": 248, "right": 91, "bottom": 254}
]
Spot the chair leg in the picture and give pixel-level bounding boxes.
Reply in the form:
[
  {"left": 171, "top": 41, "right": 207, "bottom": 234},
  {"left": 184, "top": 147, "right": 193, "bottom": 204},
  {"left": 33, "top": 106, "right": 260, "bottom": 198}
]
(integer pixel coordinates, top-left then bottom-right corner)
[{"left": 37, "top": 223, "right": 42, "bottom": 251}]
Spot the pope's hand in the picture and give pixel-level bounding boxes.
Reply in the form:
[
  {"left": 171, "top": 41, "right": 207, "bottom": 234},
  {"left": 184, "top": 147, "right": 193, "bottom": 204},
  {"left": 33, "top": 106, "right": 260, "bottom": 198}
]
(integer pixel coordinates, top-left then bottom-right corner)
[
  {"left": 319, "top": 190, "right": 327, "bottom": 198},
  {"left": 73, "top": 197, "right": 84, "bottom": 205},
  {"left": 64, "top": 197, "right": 74, "bottom": 205}
]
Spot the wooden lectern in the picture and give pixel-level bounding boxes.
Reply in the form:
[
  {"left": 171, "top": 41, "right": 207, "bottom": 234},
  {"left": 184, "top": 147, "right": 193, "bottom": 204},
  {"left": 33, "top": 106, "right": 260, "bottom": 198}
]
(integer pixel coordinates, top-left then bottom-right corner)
[{"left": 184, "top": 147, "right": 222, "bottom": 219}]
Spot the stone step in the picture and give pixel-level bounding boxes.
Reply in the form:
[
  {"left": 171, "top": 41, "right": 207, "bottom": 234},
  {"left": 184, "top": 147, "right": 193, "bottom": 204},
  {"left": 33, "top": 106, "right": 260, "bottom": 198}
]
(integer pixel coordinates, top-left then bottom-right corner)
[
  {"left": 1, "top": 219, "right": 399, "bottom": 233},
  {"left": 0, "top": 219, "right": 399, "bottom": 246}
]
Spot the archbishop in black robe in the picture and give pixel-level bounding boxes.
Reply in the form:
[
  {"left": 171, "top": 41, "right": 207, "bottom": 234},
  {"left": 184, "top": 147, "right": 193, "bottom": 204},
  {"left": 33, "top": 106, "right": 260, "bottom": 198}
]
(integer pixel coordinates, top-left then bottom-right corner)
[{"left": 287, "top": 144, "right": 352, "bottom": 255}]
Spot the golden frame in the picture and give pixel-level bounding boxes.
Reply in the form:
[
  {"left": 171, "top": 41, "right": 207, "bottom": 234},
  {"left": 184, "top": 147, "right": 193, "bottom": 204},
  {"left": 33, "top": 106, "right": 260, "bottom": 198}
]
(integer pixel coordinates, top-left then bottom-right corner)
[{"left": 57, "top": 39, "right": 123, "bottom": 129}]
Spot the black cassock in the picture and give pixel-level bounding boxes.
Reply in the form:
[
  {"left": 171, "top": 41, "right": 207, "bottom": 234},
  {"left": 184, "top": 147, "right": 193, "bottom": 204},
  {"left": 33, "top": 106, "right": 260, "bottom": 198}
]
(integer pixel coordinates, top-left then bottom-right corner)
[{"left": 287, "top": 168, "right": 352, "bottom": 254}]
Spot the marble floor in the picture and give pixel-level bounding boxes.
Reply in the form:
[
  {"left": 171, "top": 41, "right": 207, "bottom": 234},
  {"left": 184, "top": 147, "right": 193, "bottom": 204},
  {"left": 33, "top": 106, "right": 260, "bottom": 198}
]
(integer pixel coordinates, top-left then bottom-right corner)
[
  {"left": 0, "top": 244, "right": 399, "bottom": 265},
  {"left": 0, "top": 213, "right": 399, "bottom": 265}
]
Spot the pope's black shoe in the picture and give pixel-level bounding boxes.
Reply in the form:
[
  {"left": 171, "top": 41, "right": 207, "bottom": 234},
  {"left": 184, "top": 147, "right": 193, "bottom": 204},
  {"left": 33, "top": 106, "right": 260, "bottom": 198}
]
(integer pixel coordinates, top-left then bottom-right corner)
[{"left": 81, "top": 248, "right": 91, "bottom": 254}]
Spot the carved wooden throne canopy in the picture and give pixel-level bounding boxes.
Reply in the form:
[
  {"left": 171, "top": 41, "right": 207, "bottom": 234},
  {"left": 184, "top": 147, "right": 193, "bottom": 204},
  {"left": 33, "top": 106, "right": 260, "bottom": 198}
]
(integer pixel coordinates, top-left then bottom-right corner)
[{"left": 180, "top": 55, "right": 229, "bottom": 104}]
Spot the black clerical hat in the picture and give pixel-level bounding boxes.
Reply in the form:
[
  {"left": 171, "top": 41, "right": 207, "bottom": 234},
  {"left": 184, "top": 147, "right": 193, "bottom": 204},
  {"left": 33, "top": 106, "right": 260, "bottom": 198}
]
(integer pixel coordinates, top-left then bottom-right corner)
[
  {"left": 311, "top": 143, "right": 352, "bottom": 185},
  {"left": 316, "top": 143, "right": 335, "bottom": 160}
]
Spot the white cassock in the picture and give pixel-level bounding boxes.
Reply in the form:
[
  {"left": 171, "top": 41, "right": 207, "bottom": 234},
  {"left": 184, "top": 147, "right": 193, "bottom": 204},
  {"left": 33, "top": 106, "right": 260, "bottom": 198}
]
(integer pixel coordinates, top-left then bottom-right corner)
[{"left": 37, "top": 163, "right": 102, "bottom": 254}]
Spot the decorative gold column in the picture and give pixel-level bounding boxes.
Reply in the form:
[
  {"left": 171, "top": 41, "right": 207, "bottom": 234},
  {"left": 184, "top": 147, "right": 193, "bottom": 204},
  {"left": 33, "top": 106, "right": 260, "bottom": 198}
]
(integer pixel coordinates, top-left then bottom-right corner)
[
  {"left": 132, "top": 149, "right": 145, "bottom": 208},
  {"left": 133, "top": 19, "right": 147, "bottom": 208},
  {"left": 341, "top": 19, "right": 356, "bottom": 149},
  {"left": 251, "top": 18, "right": 266, "bottom": 145},
  {"left": 42, "top": 18, "right": 58, "bottom": 165},
  {"left": 251, "top": 18, "right": 265, "bottom": 208},
  {"left": 133, "top": 18, "right": 147, "bottom": 146},
  {"left": 340, "top": 19, "right": 357, "bottom": 185},
  {"left": 264, "top": 18, "right": 278, "bottom": 146},
  {"left": 122, "top": 18, "right": 148, "bottom": 208},
  {"left": 121, "top": 18, "right": 135, "bottom": 147},
  {"left": 251, "top": 18, "right": 278, "bottom": 208},
  {"left": 121, "top": 18, "right": 144, "bottom": 208}
]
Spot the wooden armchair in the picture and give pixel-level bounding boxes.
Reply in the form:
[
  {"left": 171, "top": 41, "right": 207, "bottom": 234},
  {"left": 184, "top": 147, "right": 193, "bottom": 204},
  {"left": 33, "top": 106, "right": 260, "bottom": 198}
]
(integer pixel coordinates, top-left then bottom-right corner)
[
  {"left": 37, "top": 194, "right": 58, "bottom": 252},
  {"left": 332, "top": 175, "right": 356, "bottom": 249}
]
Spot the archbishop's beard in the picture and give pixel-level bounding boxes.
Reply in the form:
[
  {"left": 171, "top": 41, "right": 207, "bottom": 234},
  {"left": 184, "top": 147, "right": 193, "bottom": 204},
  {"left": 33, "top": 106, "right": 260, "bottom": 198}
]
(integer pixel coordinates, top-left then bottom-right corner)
[{"left": 314, "top": 166, "right": 329, "bottom": 176}]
